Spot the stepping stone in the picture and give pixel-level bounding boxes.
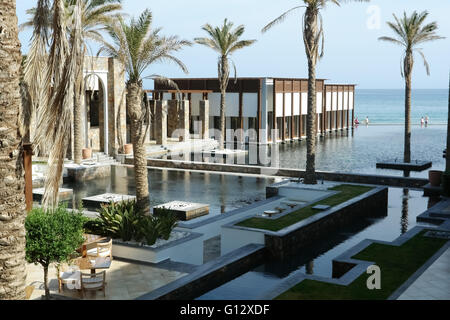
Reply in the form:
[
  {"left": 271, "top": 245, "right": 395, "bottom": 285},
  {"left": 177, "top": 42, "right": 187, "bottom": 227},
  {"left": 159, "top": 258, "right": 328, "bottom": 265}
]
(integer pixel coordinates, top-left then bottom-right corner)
[
  {"left": 312, "top": 204, "right": 331, "bottom": 211},
  {"left": 153, "top": 201, "right": 209, "bottom": 221},
  {"left": 82, "top": 193, "right": 136, "bottom": 209},
  {"left": 33, "top": 188, "right": 73, "bottom": 201}
]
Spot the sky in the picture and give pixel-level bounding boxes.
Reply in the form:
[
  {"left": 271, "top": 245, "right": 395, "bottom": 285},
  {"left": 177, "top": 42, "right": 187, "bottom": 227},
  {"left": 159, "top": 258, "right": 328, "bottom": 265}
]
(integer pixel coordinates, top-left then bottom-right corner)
[{"left": 16, "top": 0, "right": 450, "bottom": 90}]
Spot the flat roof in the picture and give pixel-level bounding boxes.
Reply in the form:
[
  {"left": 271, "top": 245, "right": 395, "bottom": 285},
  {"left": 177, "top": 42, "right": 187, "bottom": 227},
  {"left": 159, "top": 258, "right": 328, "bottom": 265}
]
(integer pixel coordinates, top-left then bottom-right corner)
[{"left": 159, "top": 77, "right": 328, "bottom": 81}]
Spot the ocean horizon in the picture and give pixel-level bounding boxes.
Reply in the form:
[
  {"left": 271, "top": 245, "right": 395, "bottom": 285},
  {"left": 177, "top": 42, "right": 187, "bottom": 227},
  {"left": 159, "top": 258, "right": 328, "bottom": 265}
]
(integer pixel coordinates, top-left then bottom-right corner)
[{"left": 355, "top": 89, "right": 448, "bottom": 125}]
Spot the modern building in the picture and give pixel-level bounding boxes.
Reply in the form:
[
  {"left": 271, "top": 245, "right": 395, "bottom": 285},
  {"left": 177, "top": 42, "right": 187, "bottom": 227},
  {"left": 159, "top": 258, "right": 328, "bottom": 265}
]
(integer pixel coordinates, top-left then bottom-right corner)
[
  {"left": 152, "top": 77, "right": 356, "bottom": 145},
  {"left": 76, "top": 58, "right": 356, "bottom": 158}
]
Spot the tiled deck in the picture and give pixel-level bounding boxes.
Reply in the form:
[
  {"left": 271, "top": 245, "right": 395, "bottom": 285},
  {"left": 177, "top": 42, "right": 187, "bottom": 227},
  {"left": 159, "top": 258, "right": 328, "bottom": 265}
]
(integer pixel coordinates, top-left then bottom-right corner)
[
  {"left": 26, "top": 259, "right": 189, "bottom": 300},
  {"left": 397, "top": 247, "right": 450, "bottom": 300}
]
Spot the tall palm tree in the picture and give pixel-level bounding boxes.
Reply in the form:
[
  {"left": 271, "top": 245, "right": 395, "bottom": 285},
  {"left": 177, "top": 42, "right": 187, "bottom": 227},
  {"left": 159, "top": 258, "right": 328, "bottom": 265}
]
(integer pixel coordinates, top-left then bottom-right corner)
[
  {"left": 379, "top": 11, "right": 444, "bottom": 163},
  {"left": 262, "top": 0, "right": 369, "bottom": 184},
  {"left": 98, "top": 9, "right": 191, "bottom": 214},
  {"left": 195, "top": 19, "right": 256, "bottom": 150},
  {"left": 33, "top": 0, "right": 83, "bottom": 208},
  {"left": 0, "top": 0, "right": 27, "bottom": 300},
  {"left": 22, "top": 0, "right": 122, "bottom": 164}
]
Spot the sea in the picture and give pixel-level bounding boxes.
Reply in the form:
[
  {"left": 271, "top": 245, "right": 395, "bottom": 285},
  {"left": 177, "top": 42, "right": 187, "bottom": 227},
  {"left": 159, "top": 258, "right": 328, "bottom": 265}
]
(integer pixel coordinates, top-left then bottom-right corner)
[{"left": 355, "top": 89, "right": 448, "bottom": 125}]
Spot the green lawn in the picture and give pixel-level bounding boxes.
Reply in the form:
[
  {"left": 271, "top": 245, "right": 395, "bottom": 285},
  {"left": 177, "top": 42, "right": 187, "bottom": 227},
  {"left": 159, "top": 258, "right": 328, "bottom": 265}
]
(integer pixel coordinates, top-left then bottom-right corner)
[
  {"left": 236, "top": 185, "right": 374, "bottom": 232},
  {"left": 275, "top": 230, "right": 448, "bottom": 300}
]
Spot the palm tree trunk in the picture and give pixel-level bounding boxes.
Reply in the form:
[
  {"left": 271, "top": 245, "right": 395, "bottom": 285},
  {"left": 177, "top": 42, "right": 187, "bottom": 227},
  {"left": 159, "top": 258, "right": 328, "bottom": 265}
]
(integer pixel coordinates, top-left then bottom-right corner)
[
  {"left": 304, "top": 7, "right": 318, "bottom": 185},
  {"left": 220, "top": 89, "right": 226, "bottom": 150},
  {"left": 73, "top": 51, "right": 86, "bottom": 164},
  {"left": 404, "top": 53, "right": 413, "bottom": 164},
  {"left": 127, "top": 82, "right": 150, "bottom": 214},
  {"left": 218, "top": 56, "right": 228, "bottom": 150},
  {"left": 0, "top": 0, "right": 27, "bottom": 300}
]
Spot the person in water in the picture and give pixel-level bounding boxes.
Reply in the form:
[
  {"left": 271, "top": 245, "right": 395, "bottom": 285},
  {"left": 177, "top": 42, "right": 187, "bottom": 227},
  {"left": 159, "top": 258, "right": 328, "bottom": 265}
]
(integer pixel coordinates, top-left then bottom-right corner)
[
  {"left": 425, "top": 115, "right": 429, "bottom": 127},
  {"left": 421, "top": 117, "right": 424, "bottom": 127},
  {"left": 354, "top": 117, "right": 360, "bottom": 126},
  {"left": 365, "top": 116, "right": 369, "bottom": 126}
]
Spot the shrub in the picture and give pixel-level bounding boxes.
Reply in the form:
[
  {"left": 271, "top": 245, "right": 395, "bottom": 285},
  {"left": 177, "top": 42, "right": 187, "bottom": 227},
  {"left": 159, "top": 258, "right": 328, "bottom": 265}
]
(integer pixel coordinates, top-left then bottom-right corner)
[
  {"left": 92, "top": 201, "right": 179, "bottom": 245},
  {"left": 137, "top": 216, "right": 159, "bottom": 246},
  {"left": 97, "top": 200, "right": 143, "bottom": 241},
  {"left": 25, "top": 205, "right": 85, "bottom": 300},
  {"left": 155, "top": 209, "right": 179, "bottom": 241}
]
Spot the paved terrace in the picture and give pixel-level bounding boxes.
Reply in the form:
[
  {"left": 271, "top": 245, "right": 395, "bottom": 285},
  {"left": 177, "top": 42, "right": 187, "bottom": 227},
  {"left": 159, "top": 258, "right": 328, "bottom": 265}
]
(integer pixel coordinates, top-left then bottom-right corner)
[
  {"left": 397, "top": 203, "right": 450, "bottom": 300},
  {"left": 25, "top": 259, "right": 194, "bottom": 300},
  {"left": 397, "top": 247, "right": 450, "bottom": 300}
]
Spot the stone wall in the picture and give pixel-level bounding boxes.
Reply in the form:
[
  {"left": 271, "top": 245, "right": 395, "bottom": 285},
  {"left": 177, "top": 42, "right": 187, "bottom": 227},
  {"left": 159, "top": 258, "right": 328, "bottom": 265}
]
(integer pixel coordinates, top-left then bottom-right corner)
[
  {"left": 264, "top": 187, "right": 388, "bottom": 260},
  {"left": 83, "top": 56, "right": 126, "bottom": 156},
  {"left": 66, "top": 164, "right": 112, "bottom": 182},
  {"left": 129, "top": 158, "right": 429, "bottom": 189},
  {"left": 138, "top": 244, "right": 266, "bottom": 300}
]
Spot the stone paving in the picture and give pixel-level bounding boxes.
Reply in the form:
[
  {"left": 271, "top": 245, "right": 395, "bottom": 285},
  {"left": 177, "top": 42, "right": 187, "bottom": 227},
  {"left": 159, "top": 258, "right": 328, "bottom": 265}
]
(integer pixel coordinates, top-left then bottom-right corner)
[
  {"left": 397, "top": 246, "right": 450, "bottom": 300},
  {"left": 25, "top": 259, "right": 189, "bottom": 300}
]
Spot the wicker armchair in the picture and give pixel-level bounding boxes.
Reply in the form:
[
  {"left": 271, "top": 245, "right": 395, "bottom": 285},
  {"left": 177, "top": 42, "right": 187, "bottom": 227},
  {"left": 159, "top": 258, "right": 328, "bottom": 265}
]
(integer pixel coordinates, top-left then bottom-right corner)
[{"left": 80, "top": 271, "right": 106, "bottom": 298}]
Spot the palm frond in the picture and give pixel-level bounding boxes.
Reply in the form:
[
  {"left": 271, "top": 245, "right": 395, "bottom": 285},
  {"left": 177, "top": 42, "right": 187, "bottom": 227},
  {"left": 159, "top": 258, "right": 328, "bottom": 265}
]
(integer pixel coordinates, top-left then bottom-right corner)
[
  {"left": 261, "top": 6, "right": 304, "bottom": 33},
  {"left": 380, "top": 10, "right": 444, "bottom": 78}
]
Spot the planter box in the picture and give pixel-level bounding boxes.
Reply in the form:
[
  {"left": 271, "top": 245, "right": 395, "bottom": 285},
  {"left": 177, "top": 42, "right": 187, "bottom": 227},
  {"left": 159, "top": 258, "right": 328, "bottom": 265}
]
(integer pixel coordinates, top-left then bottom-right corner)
[{"left": 112, "top": 230, "right": 204, "bottom": 265}]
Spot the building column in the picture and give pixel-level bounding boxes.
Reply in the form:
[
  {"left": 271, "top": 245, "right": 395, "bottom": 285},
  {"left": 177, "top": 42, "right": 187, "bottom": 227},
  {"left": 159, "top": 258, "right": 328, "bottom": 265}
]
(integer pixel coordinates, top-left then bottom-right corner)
[
  {"left": 167, "top": 100, "right": 179, "bottom": 139},
  {"left": 155, "top": 100, "right": 168, "bottom": 145},
  {"left": 178, "top": 100, "right": 190, "bottom": 142},
  {"left": 199, "top": 100, "right": 209, "bottom": 139}
]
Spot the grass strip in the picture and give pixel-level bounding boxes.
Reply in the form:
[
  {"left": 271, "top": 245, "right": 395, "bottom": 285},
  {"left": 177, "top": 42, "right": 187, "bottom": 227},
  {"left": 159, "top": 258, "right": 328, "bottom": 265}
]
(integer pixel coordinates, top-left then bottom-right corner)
[
  {"left": 275, "top": 230, "right": 448, "bottom": 300},
  {"left": 236, "top": 185, "right": 374, "bottom": 231}
]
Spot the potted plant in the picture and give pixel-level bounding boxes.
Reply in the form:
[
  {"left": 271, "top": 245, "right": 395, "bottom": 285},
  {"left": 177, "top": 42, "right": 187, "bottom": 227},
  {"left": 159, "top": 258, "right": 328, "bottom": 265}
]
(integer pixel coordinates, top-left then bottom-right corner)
[
  {"left": 82, "top": 140, "right": 92, "bottom": 159},
  {"left": 429, "top": 170, "right": 443, "bottom": 187},
  {"left": 82, "top": 148, "right": 92, "bottom": 160},
  {"left": 124, "top": 143, "right": 133, "bottom": 155}
]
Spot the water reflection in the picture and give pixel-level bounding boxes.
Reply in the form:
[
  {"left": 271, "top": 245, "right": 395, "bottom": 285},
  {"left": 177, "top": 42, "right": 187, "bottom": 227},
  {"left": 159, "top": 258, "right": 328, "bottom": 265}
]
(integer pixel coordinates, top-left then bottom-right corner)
[
  {"left": 198, "top": 188, "right": 432, "bottom": 299},
  {"left": 401, "top": 189, "right": 409, "bottom": 234},
  {"left": 61, "top": 166, "right": 278, "bottom": 218},
  {"left": 305, "top": 261, "right": 314, "bottom": 275},
  {"left": 165, "top": 126, "right": 446, "bottom": 179}
]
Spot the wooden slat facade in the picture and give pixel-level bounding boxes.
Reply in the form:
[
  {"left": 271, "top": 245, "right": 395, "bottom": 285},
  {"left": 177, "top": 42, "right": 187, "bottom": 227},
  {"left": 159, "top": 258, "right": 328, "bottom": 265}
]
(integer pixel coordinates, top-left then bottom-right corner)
[{"left": 152, "top": 78, "right": 355, "bottom": 144}]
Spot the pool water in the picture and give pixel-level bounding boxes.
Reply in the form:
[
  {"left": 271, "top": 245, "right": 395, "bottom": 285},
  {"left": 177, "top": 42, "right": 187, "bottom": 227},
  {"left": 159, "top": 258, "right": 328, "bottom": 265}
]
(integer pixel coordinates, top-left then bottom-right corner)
[
  {"left": 197, "top": 187, "right": 438, "bottom": 300},
  {"left": 63, "top": 166, "right": 282, "bottom": 218},
  {"left": 166, "top": 125, "right": 446, "bottom": 179}
]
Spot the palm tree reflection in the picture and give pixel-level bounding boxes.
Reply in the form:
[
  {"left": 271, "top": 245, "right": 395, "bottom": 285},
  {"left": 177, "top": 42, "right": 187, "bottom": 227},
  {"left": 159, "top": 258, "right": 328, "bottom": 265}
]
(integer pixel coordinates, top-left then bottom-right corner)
[{"left": 401, "top": 188, "right": 409, "bottom": 234}]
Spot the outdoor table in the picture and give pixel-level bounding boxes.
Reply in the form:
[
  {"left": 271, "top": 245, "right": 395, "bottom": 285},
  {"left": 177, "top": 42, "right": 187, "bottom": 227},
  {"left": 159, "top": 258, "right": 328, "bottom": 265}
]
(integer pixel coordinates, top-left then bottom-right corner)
[
  {"left": 74, "top": 256, "right": 112, "bottom": 275},
  {"left": 264, "top": 210, "right": 279, "bottom": 217}
]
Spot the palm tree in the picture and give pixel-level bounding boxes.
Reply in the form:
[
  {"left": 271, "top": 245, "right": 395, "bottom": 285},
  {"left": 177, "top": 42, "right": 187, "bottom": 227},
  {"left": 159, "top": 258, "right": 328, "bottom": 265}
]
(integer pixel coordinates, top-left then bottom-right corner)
[
  {"left": 262, "top": 0, "right": 369, "bottom": 184},
  {"left": 379, "top": 11, "right": 444, "bottom": 163},
  {"left": 32, "top": 0, "right": 83, "bottom": 208},
  {"left": 98, "top": 9, "right": 191, "bottom": 214},
  {"left": 0, "top": 0, "right": 27, "bottom": 300},
  {"left": 21, "top": 0, "right": 122, "bottom": 163},
  {"left": 195, "top": 19, "right": 256, "bottom": 150}
]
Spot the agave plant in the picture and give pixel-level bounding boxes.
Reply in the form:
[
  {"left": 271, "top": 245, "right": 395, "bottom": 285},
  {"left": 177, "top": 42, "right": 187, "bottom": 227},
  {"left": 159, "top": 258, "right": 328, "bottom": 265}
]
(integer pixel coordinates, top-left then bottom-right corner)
[
  {"left": 155, "top": 209, "right": 179, "bottom": 241},
  {"left": 137, "top": 216, "right": 159, "bottom": 245},
  {"left": 96, "top": 200, "right": 142, "bottom": 241}
]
